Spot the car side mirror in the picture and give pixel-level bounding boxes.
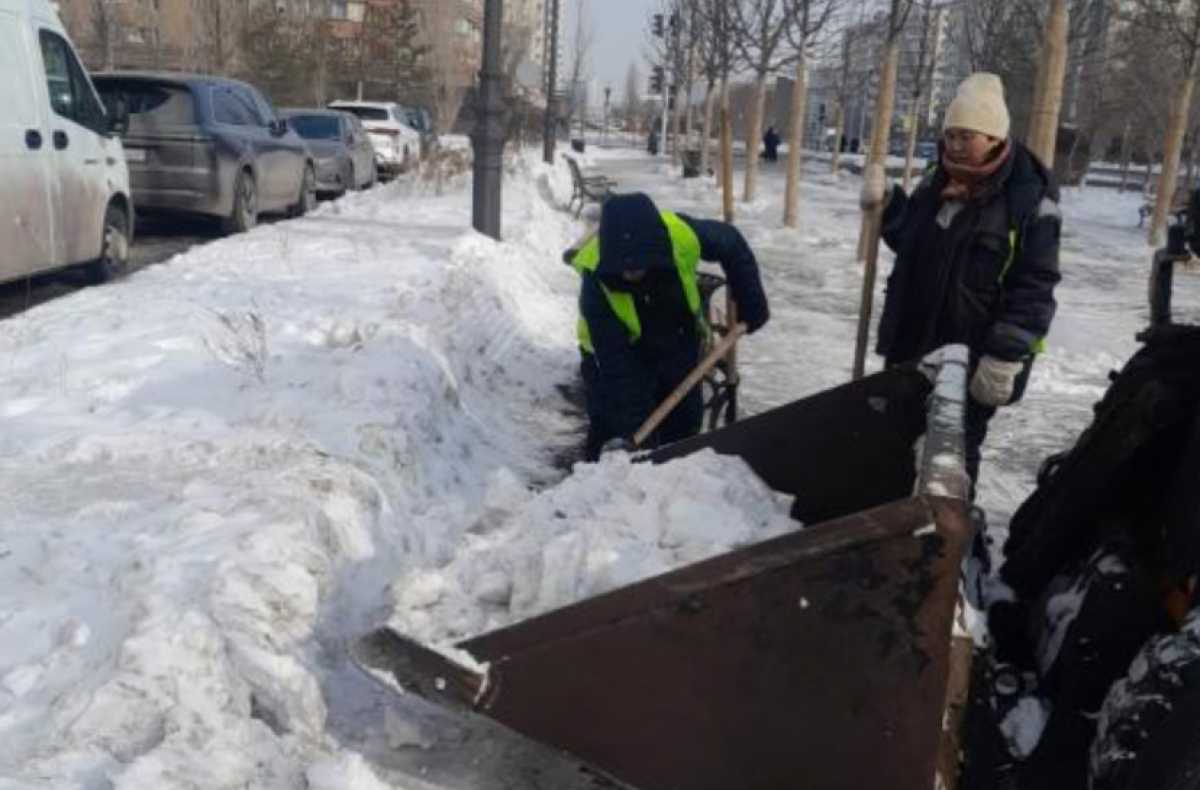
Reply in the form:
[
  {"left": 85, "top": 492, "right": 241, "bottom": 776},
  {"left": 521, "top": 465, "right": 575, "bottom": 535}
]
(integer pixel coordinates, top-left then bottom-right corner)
[
  {"left": 106, "top": 95, "right": 130, "bottom": 137},
  {"left": 269, "top": 119, "right": 288, "bottom": 137}
]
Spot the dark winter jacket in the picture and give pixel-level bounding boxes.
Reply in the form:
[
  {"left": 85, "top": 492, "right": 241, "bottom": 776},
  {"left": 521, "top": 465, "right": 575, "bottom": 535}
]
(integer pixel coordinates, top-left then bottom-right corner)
[
  {"left": 577, "top": 193, "right": 769, "bottom": 447},
  {"left": 876, "top": 141, "right": 1062, "bottom": 369}
]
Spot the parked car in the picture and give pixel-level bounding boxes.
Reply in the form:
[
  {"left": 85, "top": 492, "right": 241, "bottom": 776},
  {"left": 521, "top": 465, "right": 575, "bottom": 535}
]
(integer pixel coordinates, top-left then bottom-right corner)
[
  {"left": 327, "top": 100, "right": 420, "bottom": 178},
  {"left": 400, "top": 104, "right": 437, "bottom": 154},
  {"left": 93, "top": 72, "right": 316, "bottom": 233},
  {"left": 279, "top": 108, "right": 376, "bottom": 197},
  {"left": 0, "top": 0, "right": 133, "bottom": 285}
]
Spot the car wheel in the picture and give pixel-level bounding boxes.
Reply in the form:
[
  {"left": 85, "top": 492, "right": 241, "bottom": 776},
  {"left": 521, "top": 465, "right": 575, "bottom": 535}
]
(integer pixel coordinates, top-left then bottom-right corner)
[
  {"left": 85, "top": 203, "right": 130, "bottom": 284},
  {"left": 224, "top": 170, "right": 257, "bottom": 234},
  {"left": 366, "top": 160, "right": 377, "bottom": 188},
  {"left": 345, "top": 161, "right": 356, "bottom": 193},
  {"left": 290, "top": 164, "right": 317, "bottom": 217}
]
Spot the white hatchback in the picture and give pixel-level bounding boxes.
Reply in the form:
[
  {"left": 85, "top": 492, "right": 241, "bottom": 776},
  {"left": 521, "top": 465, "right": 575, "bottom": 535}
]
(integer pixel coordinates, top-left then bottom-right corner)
[
  {"left": 0, "top": 0, "right": 132, "bottom": 285},
  {"left": 327, "top": 100, "right": 422, "bottom": 178}
]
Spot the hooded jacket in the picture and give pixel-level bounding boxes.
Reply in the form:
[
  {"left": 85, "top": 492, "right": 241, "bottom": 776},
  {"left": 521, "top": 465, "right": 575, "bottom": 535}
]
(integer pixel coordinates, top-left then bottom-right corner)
[
  {"left": 876, "top": 141, "right": 1061, "bottom": 369},
  {"left": 577, "top": 193, "right": 768, "bottom": 444}
]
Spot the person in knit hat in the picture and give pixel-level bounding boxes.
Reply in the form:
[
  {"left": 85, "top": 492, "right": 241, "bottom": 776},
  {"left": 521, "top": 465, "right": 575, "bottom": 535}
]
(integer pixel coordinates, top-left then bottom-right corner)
[{"left": 875, "top": 72, "right": 1062, "bottom": 493}]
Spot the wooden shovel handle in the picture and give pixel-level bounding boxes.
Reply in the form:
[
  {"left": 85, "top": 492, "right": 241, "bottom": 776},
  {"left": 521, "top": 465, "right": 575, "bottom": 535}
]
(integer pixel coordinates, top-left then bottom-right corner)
[{"left": 633, "top": 323, "right": 748, "bottom": 448}]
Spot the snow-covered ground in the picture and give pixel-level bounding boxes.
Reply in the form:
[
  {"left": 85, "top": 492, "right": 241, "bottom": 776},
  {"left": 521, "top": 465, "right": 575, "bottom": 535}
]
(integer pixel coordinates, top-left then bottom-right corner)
[{"left": 0, "top": 142, "right": 1189, "bottom": 788}]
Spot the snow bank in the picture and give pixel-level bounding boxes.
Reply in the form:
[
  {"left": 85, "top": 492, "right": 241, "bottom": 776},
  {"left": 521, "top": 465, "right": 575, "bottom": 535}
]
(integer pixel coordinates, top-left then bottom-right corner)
[
  {"left": 0, "top": 148, "right": 806, "bottom": 789},
  {"left": 388, "top": 449, "right": 797, "bottom": 646},
  {"left": 0, "top": 153, "right": 586, "bottom": 787}
]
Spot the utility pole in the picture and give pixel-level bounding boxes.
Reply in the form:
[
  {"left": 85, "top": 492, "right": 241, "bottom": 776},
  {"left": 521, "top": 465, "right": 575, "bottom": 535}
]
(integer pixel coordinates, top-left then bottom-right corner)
[
  {"left": 542, "top": 0, "right": 561, "bottom": 165},
  {"left": 603, "top": 86, "right": 611, "bottom": 146},
  {"left": 472, "top": 0, "right": 505, "bottom": 240}
]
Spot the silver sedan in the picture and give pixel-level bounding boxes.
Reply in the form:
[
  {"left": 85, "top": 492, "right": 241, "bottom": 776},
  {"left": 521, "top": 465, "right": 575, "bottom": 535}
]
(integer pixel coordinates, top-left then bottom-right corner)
[{"left": 280, "top": 109, "right": 377, "bottom": 197}]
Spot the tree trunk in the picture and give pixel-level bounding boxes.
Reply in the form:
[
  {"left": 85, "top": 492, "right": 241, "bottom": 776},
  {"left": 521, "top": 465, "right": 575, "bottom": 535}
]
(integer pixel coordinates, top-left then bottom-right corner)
[
  {"left": 671, "top": 86, "right": 686, "bottom": 165},
  {"left": 701, "top": 81, "right": 716, "bottom": 175},
  {"left": 720, "top": 77, "right": 735, "bottom": 222},
  {"left": 867, "top": 45, "right": 899, "bottom": 169},
  {"left": 902, "top": 97, "right": 921, "bottom": 190},
  {"left": 1149, "top": 68, "right": 1198, "bottom": 247},
  {"left": 743, "top": 74, "right": 768, "bottom": 203},
  {"left": 831, "top": 104, "right": 844, "bottom": 176},
  {"left": 1118, "top": 121, "right": 1132, "bottom": 193},
  {"left": 1027, "top": 0, "right": 1069, "bottom": 168},
  {"left": 783, "top": 53, "right": 809, "bottom": 228},
  {"left": 856, "top": 41, "right": 900, "bottom": 262}
]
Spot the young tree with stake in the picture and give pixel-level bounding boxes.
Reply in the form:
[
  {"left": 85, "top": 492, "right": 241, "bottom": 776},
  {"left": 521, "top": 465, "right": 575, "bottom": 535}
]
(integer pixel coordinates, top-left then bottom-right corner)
[
  {"left": 781, "top": 0, "right": 836, "bottom": 227},
  {"left": 731, "top": 0, "right": 799, "bottom": 203}
]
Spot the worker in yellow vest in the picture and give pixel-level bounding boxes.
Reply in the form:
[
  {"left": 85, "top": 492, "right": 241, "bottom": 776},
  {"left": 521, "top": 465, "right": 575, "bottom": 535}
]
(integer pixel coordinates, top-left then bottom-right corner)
[{"left": 570, "top": 192, "right": 769, "bottom": 459}]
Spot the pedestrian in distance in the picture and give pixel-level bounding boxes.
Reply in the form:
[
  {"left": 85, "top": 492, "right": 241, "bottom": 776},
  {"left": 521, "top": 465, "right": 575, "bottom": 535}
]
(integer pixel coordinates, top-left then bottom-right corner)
[
  {"left": 875, "top": 72, "right": 1062, "bottom": 491},
  {"left": 762, "top": 126, "right": 781, "bottom": 162},
  {"left": 566, "top": 193, "right": 770, "bottom": 460}
]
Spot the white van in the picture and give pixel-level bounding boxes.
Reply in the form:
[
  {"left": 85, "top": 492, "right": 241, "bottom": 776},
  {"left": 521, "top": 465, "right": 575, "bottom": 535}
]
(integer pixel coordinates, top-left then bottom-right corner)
[{"left": 0, "top": 0, "right": 132, "bottom": 286}]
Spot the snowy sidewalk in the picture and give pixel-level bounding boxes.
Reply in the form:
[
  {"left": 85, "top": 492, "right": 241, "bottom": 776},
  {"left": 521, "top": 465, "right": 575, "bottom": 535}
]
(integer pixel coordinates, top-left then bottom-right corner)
[{"left": 585, "top": 147, "right": 1166, "bottom": 522}]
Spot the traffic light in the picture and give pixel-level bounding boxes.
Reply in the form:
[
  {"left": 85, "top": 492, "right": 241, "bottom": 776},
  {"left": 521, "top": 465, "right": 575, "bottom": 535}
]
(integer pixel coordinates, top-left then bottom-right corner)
[
  {"left": 652, "top": 13, "right": 664, "bottom": 37},
  {"left": 649, "top": 66, "right": 664, "bottom": 95}
]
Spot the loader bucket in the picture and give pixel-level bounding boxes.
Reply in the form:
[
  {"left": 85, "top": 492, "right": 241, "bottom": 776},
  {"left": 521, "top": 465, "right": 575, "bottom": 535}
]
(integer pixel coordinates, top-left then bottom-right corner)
[{"left": 355, "top": 349, "right": 972, "bottom": 790}]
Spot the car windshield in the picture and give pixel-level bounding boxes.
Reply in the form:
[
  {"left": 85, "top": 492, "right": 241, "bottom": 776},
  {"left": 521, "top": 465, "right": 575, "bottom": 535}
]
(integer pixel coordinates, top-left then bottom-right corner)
[
  {"left": 334, "top": 105, "right": 388, "bottom": 122},
  {"left": 289, "top": 115, "right": 340, "bottom": 140}
]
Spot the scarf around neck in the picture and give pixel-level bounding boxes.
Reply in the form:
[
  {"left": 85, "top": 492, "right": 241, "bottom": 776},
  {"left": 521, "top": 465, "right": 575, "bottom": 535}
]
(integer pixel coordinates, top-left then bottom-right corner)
[{"left": 940, "top": 139, "right": 1012, "bottom": 202}]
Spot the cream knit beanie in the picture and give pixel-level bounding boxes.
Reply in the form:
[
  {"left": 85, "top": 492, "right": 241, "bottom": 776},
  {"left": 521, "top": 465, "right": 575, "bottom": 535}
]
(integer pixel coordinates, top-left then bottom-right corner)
[{"left": 943, "top": 73, "right": 1010, "bottom": 140}]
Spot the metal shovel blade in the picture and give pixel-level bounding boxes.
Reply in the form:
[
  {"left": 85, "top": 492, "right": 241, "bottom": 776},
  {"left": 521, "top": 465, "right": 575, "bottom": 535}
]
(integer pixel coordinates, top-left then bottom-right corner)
[{"left": 356, "top": 495, "right": 966, "bottom": 790}]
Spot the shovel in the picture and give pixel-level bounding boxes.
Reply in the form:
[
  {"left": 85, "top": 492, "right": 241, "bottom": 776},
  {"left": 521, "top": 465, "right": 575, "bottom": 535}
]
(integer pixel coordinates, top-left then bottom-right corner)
[{"left": 631, "top": 321, "right": 747, "bottom": 448}]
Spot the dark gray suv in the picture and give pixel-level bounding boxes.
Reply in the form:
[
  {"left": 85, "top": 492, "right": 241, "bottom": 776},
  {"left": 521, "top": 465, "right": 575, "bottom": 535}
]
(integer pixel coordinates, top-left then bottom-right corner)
[{"left": 93, "top": 72, "right": 316, "bottom": 233}]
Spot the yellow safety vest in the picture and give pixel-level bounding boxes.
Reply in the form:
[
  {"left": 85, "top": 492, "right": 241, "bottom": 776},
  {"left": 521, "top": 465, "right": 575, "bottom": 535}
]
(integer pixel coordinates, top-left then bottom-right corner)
[{"left": 573, "top": 211, "right": 704, "bottom": 354}]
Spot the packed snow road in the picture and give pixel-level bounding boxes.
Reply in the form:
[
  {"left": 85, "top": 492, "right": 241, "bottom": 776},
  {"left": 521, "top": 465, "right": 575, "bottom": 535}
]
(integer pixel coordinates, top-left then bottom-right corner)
[
  {"left": 0, "top": 145, "right": 1196, "bottom": 789},
  {"left": 0, "top": 215, "right": 220, "bottom": 321}
]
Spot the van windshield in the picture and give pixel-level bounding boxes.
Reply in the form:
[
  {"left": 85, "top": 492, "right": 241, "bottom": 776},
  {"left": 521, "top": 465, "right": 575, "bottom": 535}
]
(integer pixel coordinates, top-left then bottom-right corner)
[
  {"left": 94, "top": 79, "right": 195, "bottom": 126},
  {"left": 288, "top": 115, "right": 340, "bottom": 140}
]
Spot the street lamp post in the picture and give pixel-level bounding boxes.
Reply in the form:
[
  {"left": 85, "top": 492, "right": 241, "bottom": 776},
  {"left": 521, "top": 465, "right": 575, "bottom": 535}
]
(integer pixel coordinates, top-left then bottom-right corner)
[
  {"left": 542, "top": 0, "right": 561, "bottom": 164},
  {"left": 472, "top": 0, "right": 504, "bottom": 240}
]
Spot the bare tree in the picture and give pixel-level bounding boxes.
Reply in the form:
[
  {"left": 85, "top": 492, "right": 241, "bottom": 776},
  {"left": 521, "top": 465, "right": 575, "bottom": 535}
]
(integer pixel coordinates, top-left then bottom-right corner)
[
  {"left": 696, "top": 0, "right": 742, "bottom": 221},
  {"left": 852, "top": 0, "right": 913, "bottom": 380},
  {"left": 419, "top": 4, "right": 473, "bottom": 135},
  {"left": 562, "top": 3, "right": 596, "bottom": 139},
  {"left": 1127, "top": 0, "right": 1200, "bottom": 245},
  {"left": 192, "top": 0, "right": 250, "bottom": 75},
  {"left": 91, "top": 0, "right": 120, "bottom": 70},
  {"left": 694, "top": 7, "right": 722, "bottom": 173},
  {"left": 730, "top": 0, "right": 799, "bottom": 202},
  {"left": 899, "top": 0, "right": 937, "bottom": 190},
  {"left": 781, "top": 0, "right": 837, "bottom": 227},
  {"left": 829, "top": 0, "right": 868, "bottom": 178},
  {"left": 1027, "top": 0, "right": 1070, "bottom": 167}
]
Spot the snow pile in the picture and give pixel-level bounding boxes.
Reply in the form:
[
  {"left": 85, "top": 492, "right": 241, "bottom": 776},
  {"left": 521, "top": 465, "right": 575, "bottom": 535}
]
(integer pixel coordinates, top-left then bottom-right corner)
[
  {"left": 388, "top": 449, "right": 797, "bottom": 646},
  {"left": 0, "top": 153, "right": 586, "bottom": 788},
  {"left": 0, "top": 148, "right": 807, "bottom": 789}
]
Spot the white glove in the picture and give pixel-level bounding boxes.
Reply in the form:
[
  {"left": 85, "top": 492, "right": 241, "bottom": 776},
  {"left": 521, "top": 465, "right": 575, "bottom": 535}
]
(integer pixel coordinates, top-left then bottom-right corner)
[
  {"left": 860, "top": 163, "right": 889, "bottom": 210},
  {"left": 970, "top": 356, "right": 1024, "bottom": 407},
  {"left": 600, "top": 437, "right": 634, "bottom": 455}
]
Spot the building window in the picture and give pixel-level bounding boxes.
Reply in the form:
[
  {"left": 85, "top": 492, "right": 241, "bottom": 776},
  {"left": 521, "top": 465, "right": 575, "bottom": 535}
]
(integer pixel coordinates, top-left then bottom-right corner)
[{"left": 329, "top": 0, "right": 348, "bottom": 19}]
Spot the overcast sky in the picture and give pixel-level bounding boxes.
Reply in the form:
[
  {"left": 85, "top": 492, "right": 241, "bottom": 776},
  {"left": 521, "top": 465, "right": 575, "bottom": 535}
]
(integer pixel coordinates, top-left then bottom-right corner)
[{"left": 565, "top": 0, "right": 660, "bottom": 97}]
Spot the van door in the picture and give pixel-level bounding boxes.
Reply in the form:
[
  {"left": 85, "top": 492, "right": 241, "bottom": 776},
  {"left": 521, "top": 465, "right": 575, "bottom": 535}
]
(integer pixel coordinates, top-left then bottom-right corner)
[
  {"left": 35, "top": 26, "right": 110, "bottom": 268},
  {"left": 0, "top": 7, "right": 57, "bottom": 279}
]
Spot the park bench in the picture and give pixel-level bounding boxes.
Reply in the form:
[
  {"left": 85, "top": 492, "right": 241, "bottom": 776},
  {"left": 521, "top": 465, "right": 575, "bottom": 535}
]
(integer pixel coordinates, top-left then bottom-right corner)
[
  {"left": 1139, "top": 189, "right": 1190, "bottom": 227},
  {"left": 563, "top": 154, "right": 617, "bottom": 218}
]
